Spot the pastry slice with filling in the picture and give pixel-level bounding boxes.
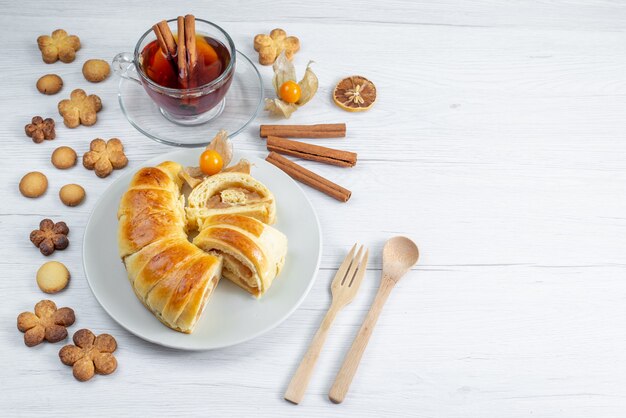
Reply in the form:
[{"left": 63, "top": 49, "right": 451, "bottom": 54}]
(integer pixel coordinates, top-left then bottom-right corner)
[
  {"left": 145, "top": 249, "right": 222, "bottom": 333},
  {"left": 193, "top": 214, "right": 287, "bottom": 298},
  {"left": 186, "top": 172, "right": 276, "bottom": 230},
  {"left": 127, "top": 240, "right": 222, "bottom": 333}
]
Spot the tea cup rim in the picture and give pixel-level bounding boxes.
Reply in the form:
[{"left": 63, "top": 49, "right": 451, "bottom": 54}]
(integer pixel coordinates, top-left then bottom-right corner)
[{"left": 133, "top": 17, "right": 236, "bottom": 94}]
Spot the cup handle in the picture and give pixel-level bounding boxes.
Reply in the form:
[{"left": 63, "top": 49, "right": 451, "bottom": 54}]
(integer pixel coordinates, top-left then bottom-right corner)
[{"left": 112, "top": 52, "right": 142, "bottom": 85}]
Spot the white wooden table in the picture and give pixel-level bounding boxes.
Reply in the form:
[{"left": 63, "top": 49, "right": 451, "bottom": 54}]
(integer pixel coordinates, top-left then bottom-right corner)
[{"left": 2, "top": 1, "right": 626, "bottom": 416}]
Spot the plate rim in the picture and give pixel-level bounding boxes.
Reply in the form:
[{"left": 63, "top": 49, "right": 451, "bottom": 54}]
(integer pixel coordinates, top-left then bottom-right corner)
[
  {"left": 117, "top": 49, "right": 264, "bottom": 148},
  {"left": 82, "top": 150, "right": 322, "bottom": 351}
]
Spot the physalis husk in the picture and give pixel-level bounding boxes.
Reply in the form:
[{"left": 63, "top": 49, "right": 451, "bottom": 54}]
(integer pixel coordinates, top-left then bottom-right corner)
[{"left": 264, "top": 52, "right": 318, "bottom": 118}]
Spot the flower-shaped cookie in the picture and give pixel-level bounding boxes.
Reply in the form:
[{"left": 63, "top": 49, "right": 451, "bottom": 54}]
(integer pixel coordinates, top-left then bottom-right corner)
[
  {"left": 30, "top": 218, "right": 69, "bottom": 256},
  {"left": 25, "top": 116, "right": 55, "bottom": 143},
  {"left": 17, "top": 300, "right": 75, "bottom": 347},
  {"left": 58, "top": 89, "right": 102, "bottom": 128},
  {"left": 37, "top": 29, "right": 81, "bottom": 64},
  {"left": 254, "top": 28, "right": 300, "bottom": 65},
  {"left": 59, "top": 329, "right": 118, "bottom": 382},
  {"left": 83, "top": 138, "right": 128, "bottom": 178}
]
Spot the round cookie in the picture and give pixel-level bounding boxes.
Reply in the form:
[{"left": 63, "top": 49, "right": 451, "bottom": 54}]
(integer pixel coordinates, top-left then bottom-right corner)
[
  {"left": 19, "top": 172, "right": 48, "bottom": 198},
  {"left": 36, "top": 74, "right": 63, "bottom": 95},
  {"left": 82, "top": 59, "right": 110, "bottom": 83},
  {"left": 59, "top": 184, "right": 85, "bottom": 206},
  {"left": 51, "top": 146, "right": 77, "bottom": 169},
  {"left": 36, "top": 261, "right": 70, "bottom": 293}
]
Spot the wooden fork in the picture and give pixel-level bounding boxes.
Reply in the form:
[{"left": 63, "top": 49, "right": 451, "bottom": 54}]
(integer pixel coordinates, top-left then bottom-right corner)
[{"left": 284, "top": 244, "right": 369, "bottom": 404}]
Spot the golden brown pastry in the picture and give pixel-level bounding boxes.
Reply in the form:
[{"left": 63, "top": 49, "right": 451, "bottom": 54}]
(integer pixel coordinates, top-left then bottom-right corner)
[
  {"left": 194, "top": 214, "right": 287, "bottom": 298},
  {"left": 117, "top": 161, "right": 222, "bottom": 333},
  {"left": 118, "top": 162, "right": 186, "bottom": 258},
  {"left": 186, "top": 172, "right": 276, "bottom": 230}
]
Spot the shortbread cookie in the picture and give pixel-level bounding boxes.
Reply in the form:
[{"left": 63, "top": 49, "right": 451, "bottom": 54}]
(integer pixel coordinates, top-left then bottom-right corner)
[
  {"left": 37, "top": 74, "right": 63, "bottom": 95},
  {"left": 253, "top": 29, "right": 300, "bottom": 65},
  {"left": 30, "top": 219, "right": 69, "bottom": 256},
  {"left": 59, "top": 184, "right": 85, "bottom": 207},
  {"left": 57, "top": 89, "right": 102, "bottom": 128},
  {"left": 36, "top": 261, "right": 70, "bottom": 293},
  {"left": 51, "top": 146, "right": 77, "bottom": 169},
  {"left": 82, "top": 59, "right": 111, "bottom": 82},
  {"left": 83, "top": 138, "right": 128, "bottom": 178},
  {"left": 59, "top": 329, "right": 117, "bottom": 381},
  {"left": 25, "top": 116, "right": 55, "bottom": 143},
  {"left": 37, "top": 29, "right": 81, "bottom": 63},
  {"left": 17, "top": 300, "right": 75, "bottom": 346},
  {"left": 19, "top": 172, "right": 48, "bottom": 198}
]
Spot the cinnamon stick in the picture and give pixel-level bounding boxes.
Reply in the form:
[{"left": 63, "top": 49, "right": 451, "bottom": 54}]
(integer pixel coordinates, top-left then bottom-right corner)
[
  {"left": 260, "top": 124, "right": 347, "bottom": 139},
  {"left": 154, "top": 20, "right": 177, "bottom": 58},
  {"left": 266, "top": 152, "right": 351, "bottom": 202},
  {"left": 183, "top": 14, "right": 198, "bottom": 107},
  {"left": 152, "top": 21, "right": 178, "bottom": 74},
  {"left": 153, "top": 25, "right": 168, "bottom": 55},
  {"left": 267, "top": 136, "right": 357, "bottom": 167},
  {"left": 184, "top": 14, "right": 197, "bottom": 87},
  {"left": 177, "top": 16, "right": 188, "bottom": 88}
]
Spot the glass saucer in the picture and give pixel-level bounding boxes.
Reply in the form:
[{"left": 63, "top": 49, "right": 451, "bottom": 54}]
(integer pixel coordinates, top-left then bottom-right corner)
[{"left": 118, "top": 50, "right": 263, "bottom": 147}]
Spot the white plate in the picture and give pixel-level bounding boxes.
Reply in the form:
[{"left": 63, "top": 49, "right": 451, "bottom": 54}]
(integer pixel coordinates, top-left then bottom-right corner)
[{"left": 83, "top": 150, "right": 322, "bottom": 350}]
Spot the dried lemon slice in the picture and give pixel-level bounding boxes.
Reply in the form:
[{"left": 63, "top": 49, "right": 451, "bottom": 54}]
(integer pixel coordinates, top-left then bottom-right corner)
[{"left": 332, "top": 75, "right": 376, "bottom": 112}]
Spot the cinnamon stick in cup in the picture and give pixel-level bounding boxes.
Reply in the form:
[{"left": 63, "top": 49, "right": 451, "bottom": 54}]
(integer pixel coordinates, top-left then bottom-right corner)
[
  {"left": 260, "top": 124, "right": 347, "bottom": 139},
  {"left": 184, "top": 14, "right": 197, "bottom": 87},
  {"left": 153, "top": 21, "right": 177, "bottom": 58},
  {"left": 152, "top": 21, "right": 178, "bottom": 73},
  {"left": 266, "top": 152, "right": 351, "bottom": 202},
  {"left": 175, "top": 15, "right": 199, "bottom": 106},
  {"left": 267, "top": 136, "right": 357, "bottom": 167},
  {"left": 177, "top": 16, "right": 188, "bottom": 88},
  {"left": 183, "top": 14, "right": 198, "bottom": 107}
]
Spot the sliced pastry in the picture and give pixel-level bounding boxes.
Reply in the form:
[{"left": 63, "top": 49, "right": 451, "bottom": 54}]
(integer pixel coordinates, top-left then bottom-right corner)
[
  {"left": 117, "top": 161, "right": 187, "bottom": 258},
  {"left": 193, "top": 214, "right": 287, "bottom": 298},
  {"left": 186, "top": 172, "right": 276, "bottom": 230},
  {"left": 124, "top": 240, "right": 222, "bottom": 333},
  {"left": 117, "top": 161, "right": 223, "bottom": 333}
]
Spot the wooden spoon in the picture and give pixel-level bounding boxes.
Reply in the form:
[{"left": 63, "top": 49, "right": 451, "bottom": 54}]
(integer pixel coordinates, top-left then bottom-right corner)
[{"left": 328, "top": 236, "right": 419, "bottom": 404}]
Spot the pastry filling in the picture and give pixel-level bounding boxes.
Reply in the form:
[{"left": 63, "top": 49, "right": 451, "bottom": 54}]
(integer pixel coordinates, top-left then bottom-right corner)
[
  {"left": 192, "top": 274, "right": 219, "bottom": 324},
  {"left": 210, "top": 251, "right": 256, "bottom": 288},
  {"left": 205, "top": 187, "right": 262, "bottom": 209}
]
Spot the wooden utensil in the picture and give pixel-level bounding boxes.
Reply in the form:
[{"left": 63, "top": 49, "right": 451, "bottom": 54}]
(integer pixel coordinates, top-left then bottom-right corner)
[
  {"left": 329, "top": 236, "right": 419, "bottom": 404},
  {"left": 284, "top": 244, "right": 369, "bottom": 404}
]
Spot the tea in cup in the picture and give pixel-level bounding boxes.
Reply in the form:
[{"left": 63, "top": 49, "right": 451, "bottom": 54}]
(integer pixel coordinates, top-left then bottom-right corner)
[{"left": 113, "top": 17, "right": 235, "bottom": 126}]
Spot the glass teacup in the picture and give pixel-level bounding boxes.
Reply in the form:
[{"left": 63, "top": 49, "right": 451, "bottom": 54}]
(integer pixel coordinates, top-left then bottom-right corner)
[{"left": 113, "top": 18, "right": 236, "bottom": 126}]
